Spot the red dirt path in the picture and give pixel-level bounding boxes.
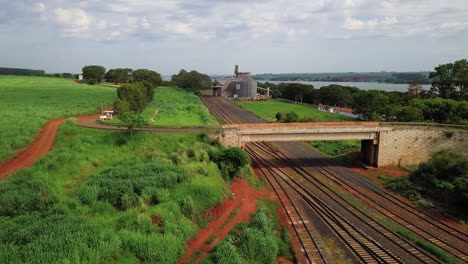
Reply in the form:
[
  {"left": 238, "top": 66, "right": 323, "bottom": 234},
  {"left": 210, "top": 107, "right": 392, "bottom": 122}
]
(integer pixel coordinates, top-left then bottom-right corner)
[
  {"left": 0, "top": 114, "right": 99, "bottom": 180},
  {"left": 177, "top": 179, "right": 276, "bottom": 264}
]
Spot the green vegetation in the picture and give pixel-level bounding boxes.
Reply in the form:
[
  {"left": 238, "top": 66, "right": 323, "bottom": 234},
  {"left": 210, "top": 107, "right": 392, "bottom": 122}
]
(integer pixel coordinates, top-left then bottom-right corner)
[
  {"left": 383, "top": 149, "right": 468, "bottom": 216},
  {"left": 0, "top": 67, "right": 46, "bottom": 76},
  {"left": 209, "top": 147, "right": 250, "bottom": 180},
  {"left": 309, "top": 140, "right": 361, "bottom": 157},
  {"left": 0, "top": 121, "right": 233, "bottom": 263},
  {"left": 258, "top": 59, "right": 468, "bottom": 124},
  {"left": 82, "top": 65, "right": 106, "bottom": 84},
  {"left": 172, "top": 69, "right": 211, "bottom": 94},
  {"left": 377, "top": 217, "right": 459, "bottom": 264},
  {"left": 234, "top": 99, "right": 355, "bottom": 122},
  {"left": 430, "top": 59, "right": 468, "bottom": 101},
  {"left": 0, "top": 76, "right": 115, "bottom": 163},
  {"left": 112, "top": 86, "right": 217, "bottom": 126},
  {"left": 202, "top": 200, "right": 293, "bottom": 264}
]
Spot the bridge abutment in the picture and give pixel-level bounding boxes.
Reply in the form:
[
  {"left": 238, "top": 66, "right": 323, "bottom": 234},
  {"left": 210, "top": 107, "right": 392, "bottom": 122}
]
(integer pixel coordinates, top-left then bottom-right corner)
[{"left": 220, "top": 122, "right": 468, "bottom": 168}]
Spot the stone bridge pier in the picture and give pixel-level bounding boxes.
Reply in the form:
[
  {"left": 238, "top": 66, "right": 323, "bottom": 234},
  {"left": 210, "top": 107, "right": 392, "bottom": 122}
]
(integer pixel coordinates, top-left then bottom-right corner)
[{"left": 219, "top": 122, "right": 468, "bottom": 167}]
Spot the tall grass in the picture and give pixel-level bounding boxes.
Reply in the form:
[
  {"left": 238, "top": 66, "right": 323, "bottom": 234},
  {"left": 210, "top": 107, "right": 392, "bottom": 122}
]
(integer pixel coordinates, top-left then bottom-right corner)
[
  {"left": 206, "top": 200, "right": 293, "bottom": 264},
  {"left": 0, "top": 121, "right": 229, "bottom": 263},
  {"left": 0, "top": 76, "right": 115, "bottom": 162}
]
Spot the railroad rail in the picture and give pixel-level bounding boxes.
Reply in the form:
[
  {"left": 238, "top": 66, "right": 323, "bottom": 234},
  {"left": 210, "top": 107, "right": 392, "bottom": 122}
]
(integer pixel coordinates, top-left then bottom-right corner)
[
  {"left": 248, "top": 142, "right": 442, "bottom": 264},
  {"left": 270, "top": 141, "right": 468, "bottom": 263},
  {"left": 201, "top": 96, "right": 465, "bottom": 263}
]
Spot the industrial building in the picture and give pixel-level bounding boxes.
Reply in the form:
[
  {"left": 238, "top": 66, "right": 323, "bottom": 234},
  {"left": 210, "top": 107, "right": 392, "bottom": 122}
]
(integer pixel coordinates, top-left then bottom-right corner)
[{"left": 212, "top": 65, "right": 258, "bottom": 99}]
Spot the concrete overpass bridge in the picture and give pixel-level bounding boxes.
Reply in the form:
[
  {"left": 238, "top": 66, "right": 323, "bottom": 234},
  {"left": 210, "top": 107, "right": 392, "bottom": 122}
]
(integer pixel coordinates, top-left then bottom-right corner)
[{"left": 220, "top": 122, "right": 468, "bottom": 167}]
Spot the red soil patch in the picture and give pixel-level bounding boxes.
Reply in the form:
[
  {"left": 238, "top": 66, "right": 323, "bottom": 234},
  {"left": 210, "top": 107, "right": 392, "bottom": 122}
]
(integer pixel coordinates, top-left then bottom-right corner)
[
  {"left": 73, "top": 79, "right": 81, "bottom": 84},
  {"left": 277, "top": 256, "right": 294, "bottom": 264},
  {"left": 151, "top": 216, "right": 162, "bottom": 225},
  {"left": 0, "top": 114, "right": 100, "bottom": 180},
  {"left": 177, "top": 179, "right": 276, "bottom": 264}
]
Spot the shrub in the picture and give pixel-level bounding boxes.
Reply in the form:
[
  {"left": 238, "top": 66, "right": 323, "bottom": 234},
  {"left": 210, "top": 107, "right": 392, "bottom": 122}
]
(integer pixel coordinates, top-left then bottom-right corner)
[
  {"left": 209, "top": 147, "right": 249, "bottom": 180},
  {"left": 383, "top": 176, "right": 420, "bottom": 201},
  {"left": 410, "top": 149, "right": 468, "bottom": 210},
  {"left": 212, "top": 237, "right": 243, "bottom": 264}
]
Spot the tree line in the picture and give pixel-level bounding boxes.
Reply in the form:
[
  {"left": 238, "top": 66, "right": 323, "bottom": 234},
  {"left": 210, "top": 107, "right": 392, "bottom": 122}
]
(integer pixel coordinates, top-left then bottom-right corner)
[
  {"left": 170, "top": 69, "right": 211, "bottom": 95},
  {"left": 260, "top": 59, "right": 468, "bottom": 125}
]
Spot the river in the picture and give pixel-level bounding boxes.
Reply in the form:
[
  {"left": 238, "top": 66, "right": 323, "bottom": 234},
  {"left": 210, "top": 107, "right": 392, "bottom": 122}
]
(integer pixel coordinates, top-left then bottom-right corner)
[{"left": 267, "top": 81, "right": 431, "bottom": 92}]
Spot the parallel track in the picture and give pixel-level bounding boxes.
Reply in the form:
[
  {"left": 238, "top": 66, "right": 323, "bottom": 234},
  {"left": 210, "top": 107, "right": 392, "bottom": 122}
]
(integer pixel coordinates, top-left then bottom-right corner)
[
  {"left": 273, "top": 141, "right": 468, "bottom": 263},
  {"left": 248, "top": 142, "right": 442, "bottom": 264},
  {"left": 201, "top": 96, "right": 465, "bottom": 263}
]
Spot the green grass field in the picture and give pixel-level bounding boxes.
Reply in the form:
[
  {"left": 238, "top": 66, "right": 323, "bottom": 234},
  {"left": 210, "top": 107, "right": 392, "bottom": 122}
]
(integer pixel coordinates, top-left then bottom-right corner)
[
  {"left": 0, "top": 121, "right": 229, "bottom": 263},
  {"left": 0, "top": 76, "right": 115, "bottom": 162},
  {"left": 111, "top": 86, "right": 217, "bottom": 126},
  {"left": 234, "top": 99, "right": 355, "bottom": 122}
]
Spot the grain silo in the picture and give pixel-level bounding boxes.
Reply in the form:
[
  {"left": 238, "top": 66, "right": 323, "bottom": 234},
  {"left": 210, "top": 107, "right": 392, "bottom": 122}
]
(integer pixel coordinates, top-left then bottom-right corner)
[{"left": 214, "top": 65, "right": 258, "bottom": 99}]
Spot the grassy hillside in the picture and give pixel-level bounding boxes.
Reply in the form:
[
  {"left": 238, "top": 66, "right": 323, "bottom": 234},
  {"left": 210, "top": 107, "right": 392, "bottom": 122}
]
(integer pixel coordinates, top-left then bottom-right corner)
[
  {"left": 0, "top": 76, "right": 115, "bottom": 162},
  {"left": 0, "top": 121, "right": 229, "bottom": 263},
  {"left": 112, "top": 86, "right": 218, "bottom": 126},
  {"left": 234, "top": 99, "right": 355, "bottom": 122}
]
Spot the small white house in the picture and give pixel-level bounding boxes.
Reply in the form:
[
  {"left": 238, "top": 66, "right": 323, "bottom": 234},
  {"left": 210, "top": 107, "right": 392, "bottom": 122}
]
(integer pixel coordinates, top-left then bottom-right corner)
[{"left": 78, "top": 74, "right": 83, "bottom": 81}]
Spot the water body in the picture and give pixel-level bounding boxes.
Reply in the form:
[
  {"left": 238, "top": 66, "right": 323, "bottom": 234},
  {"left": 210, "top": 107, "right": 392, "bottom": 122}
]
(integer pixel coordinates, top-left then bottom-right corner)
[{"left": 267, "top": 81, "right": 431, "bottom": 92}]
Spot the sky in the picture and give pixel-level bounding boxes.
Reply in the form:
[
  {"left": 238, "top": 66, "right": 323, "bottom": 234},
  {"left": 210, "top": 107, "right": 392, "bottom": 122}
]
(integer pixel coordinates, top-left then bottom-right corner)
[{"left": 0, "top": 0, "right": 467, "bottom": 75}]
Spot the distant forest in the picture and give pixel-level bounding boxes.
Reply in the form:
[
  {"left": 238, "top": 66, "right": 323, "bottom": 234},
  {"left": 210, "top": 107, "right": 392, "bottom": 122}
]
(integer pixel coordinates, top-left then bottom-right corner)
[
  {"left": 0, "top": 67, "right": 46, "bottom": 76},
  {"left": 0, "top": 67, "right": 76, "bottom": 79},
  {"left": 254, "top": 72, "right": 431, "bottom": 84}
]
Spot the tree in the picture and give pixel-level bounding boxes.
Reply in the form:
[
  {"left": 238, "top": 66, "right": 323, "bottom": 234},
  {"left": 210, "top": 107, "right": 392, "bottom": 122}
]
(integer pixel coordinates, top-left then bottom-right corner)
[
  {"left": 116, "top": 83, "right": 147, "bottom": 113},
  {"left": 317, "top": 85, "right": 354, "bottom": 107},
  {"left": 352, "top": 90, "right": 390, "bottom": 121},
  {"left": 275, "top": 112, "right": 283, "bottom": 122},
  {"left": 82, "top": 65, "right": 106, "bottom": 84},
  {"left": 281, "top": 83, "right": 314, "bottom": 104},
  {"left": 410, "top": 149, "right": 468, "bottom": 210},
  {"left": 105, "top": 68, "right": 132, "bottom": 83},
  {"left": 396, "top": 106, "right": 424, "bottom": 122},
  {"left": 409, "top": 98, "right": 468, "bottom": 124},
  {"left": 284, "top": 112, "right": 299, "bottom": 123},
  {"left": 172, "top": 69, "right": 211, "bottom": 93},
  {"left": 429, "top": 59, "right": 468, "bottom": 100},
  {"left": 119, "top": 111, "right": 145, "bottom": 136},
  {"left": 132, "top": 69, "right": 162, "bottom": 87},
  {"left": 209, "top": 147, "right": 249, "bottom": 180}
]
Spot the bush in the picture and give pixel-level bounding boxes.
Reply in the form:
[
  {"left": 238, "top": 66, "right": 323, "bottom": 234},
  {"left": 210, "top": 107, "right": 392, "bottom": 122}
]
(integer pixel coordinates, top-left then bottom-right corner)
[
  {"left": 383, "top": 176, "right": 420, "bottom": 201},
  {"left": 410, "top": 149, "right": 468, "bottom": 210},
  {"left": 210, "top": 206, "right": 288, "bottom": 264},
  {"left": 209, "top": 147, "right": 249, "bottom": 180}
]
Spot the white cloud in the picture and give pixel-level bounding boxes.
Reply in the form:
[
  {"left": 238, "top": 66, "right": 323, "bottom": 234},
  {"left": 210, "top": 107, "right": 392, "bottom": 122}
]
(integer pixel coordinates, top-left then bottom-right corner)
[
  {"left": 344, "top": 17, "right": 365, "bottom": 30},
  {"left": 382, "top": 16, "right": 397, "bottom": 25},
  {"left": 54, "top": 8, "right": 91, "bottom": 35},
  {"left": 35, "top": 3, "right": 46, "bottom": 13}
]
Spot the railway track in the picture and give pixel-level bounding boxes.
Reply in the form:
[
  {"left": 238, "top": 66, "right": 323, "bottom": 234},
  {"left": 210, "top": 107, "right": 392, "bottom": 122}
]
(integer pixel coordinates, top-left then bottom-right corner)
[
  {"left": 272, "top": 141, "right": 468, "bottom": 263},
  {"left": 248, "top": 142, "right": 443, "bottom": 264},
  {"left": 201, "top": 96, "right": 466, "bottom": 263},
  {"left": 249, "top": 147, "right": 327, "bottom": 264}
]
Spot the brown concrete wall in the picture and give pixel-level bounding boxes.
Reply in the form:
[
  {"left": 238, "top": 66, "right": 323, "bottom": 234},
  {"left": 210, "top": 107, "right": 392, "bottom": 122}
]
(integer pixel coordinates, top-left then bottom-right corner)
[{"left": 377, "top": 125, "right": 468, "bottom": 167}]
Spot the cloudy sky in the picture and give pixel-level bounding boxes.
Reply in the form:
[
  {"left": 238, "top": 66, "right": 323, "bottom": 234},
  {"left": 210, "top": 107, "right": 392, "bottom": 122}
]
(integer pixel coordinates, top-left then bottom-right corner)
[{"left": 1, "top": 0, "right": 467, "bottom": 75}]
